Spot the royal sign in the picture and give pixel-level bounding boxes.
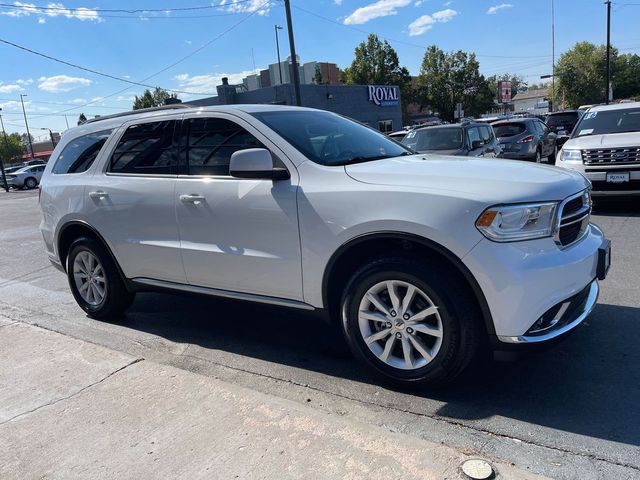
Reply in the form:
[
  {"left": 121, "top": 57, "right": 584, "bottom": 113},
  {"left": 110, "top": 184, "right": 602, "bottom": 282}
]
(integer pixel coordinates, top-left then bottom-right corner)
[{"left": 367, "top": 86, "right": 399, "bottom": 107}]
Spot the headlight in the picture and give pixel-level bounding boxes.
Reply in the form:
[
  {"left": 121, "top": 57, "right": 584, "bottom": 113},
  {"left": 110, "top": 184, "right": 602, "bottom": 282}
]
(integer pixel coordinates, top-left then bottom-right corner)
[
  {"left": 476, "top": 202, "right": 558, "bottom": 242},
  {"left": 560, "top": 148, "right": 582, "bottom": 162}
]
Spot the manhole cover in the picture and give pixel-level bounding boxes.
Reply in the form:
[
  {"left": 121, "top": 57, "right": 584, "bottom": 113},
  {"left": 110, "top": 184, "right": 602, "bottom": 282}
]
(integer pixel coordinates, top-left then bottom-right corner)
[{"left": 460, "top": 459, "right": 494, "bottom": 479}]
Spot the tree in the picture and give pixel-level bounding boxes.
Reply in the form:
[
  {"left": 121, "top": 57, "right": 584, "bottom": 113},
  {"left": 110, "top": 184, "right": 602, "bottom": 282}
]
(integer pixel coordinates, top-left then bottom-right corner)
[
  {"left": 0, "top": 132, "right": 25, "bottom": 166},
  {"left": 416, "top": 46, "right": 494, "bottom": 122},
  {"left": 313, "top": 65, "right": 325, "bottom": 85},
  {"left": 133, "top": 87, "right": 180, "bottom": 110},
  {"left": 77, "top": 113, "right": 87, "bottom": 125},
  {"left": 342, "top": 34, "right": 412, "bottom": 122},
  {"left": 613, "top": 52, "right": 640, "bottom": 100},
  {"left": 555, "top": 42, "right": 608, "bottom": 108}
]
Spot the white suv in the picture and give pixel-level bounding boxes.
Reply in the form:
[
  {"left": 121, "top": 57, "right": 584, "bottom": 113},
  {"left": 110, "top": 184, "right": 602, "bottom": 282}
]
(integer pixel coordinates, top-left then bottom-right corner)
[
  {"left": 557, "top": 101, "right": 640, "bottom": 195},
  {"left": 39, "top": 105, "right": 610, "bottom": 386}
]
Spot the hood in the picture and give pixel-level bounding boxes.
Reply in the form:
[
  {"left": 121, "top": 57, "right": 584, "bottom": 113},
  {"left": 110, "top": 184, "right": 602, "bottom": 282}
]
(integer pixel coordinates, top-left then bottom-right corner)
[
  {"left": 345, "top": 154, "right": 589, "bottom": 203},
  {"left": 562, "top": 131, "right": 639, "bottom": 150},
  {"left": 416, "top": 148, "right": 464, "bottom": 156}
]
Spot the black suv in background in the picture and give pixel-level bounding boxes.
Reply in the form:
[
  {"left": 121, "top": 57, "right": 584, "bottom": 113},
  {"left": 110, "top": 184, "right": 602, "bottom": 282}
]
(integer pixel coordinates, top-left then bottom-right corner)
[
  {"left": 492, "top": 118, "right": 558, "bottom": 163},
  {"left": 545, "top": 110, "right": 583, "bottom": 148},
  {"left": 401, "top": 121, "right": 502, "bottom": 157}
]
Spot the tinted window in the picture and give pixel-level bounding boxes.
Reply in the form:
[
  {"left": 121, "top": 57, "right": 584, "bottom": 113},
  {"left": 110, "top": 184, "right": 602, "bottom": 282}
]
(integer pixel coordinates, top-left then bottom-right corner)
[
  {"left": 493, "top": 122, "right": 526, "bottom": 137},
  {"left": 468, "top": 127, "right": 481, "bottom": 145},
  {"left": 402, "top": 127, "right": 463, "bottom": 151},
  {"left": 479, "top": 125, "right": 492, "bottom": 143},
  {"left": 252, "top": 110, "right": 411, "bottom": 166},
  {"left": 572, "top": 107, "right": 640, "bottom": 137},
  {"left": 53, "top": 130, "right": 112, "bottom": 174},
  {"left": 546, "top": 112, "right": 579, "bottom": 130},
  {"left": 110, "top": 121, "right": 177, "bottom": 174},
  {"left": 183, "top": 118, "right": 264, "bottom": 176}
]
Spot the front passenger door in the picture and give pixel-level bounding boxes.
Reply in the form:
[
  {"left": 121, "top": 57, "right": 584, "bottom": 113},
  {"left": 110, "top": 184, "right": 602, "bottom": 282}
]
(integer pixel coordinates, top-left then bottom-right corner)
[{"left": 175, "top": 114, "right": 303, "bottom": 301}]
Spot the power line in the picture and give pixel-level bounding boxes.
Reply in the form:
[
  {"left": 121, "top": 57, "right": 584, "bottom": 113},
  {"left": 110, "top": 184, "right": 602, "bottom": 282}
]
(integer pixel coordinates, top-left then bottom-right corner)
[
  {"left": 23, "top": 3, "right": 269, "bottom": 120},
  {"left": 293, "top": 4, "right": 552, "bottom": 59},
  {"left": 0, "top": 38, "right": 217, "bottom": 95}
]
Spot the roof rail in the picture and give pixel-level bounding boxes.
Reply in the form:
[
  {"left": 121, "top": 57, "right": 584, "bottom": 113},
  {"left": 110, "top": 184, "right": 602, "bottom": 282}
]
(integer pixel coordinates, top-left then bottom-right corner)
[{"left": 83, "top": 104, "right": 192, "bottom": 125}]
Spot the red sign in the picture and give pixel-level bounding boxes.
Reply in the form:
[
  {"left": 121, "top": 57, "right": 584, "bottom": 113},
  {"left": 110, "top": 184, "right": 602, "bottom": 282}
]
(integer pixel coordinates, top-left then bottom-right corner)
[{"left": 498, "top": 81, "right": 512, "bottom": 104}]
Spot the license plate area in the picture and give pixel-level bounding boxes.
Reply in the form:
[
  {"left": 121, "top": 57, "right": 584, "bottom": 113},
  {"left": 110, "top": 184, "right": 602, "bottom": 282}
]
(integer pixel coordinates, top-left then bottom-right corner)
[{"left": 606, "top": 172, "right": 630, "bottom": 183}]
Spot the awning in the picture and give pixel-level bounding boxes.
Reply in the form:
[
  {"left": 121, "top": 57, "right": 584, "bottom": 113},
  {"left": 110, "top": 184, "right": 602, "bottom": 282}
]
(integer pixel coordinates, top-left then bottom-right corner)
[{"left": 20, "top": 150, "right": 53, "bottom": 159}]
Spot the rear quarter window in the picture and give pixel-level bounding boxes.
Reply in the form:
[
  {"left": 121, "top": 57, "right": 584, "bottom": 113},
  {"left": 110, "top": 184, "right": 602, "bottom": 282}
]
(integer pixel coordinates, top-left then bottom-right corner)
[{"left": 52, "top": 129, "right": 112, "bottom": 174}]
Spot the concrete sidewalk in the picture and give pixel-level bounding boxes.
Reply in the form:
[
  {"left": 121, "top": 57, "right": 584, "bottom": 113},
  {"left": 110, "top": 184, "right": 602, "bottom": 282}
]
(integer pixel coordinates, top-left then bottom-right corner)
[{"left": 0, "top": 317, "right": 545, "bottom": 479}]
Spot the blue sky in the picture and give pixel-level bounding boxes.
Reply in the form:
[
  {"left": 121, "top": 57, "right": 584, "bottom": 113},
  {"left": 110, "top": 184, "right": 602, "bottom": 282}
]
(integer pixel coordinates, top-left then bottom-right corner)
[{"left": 0, "top": 0, "right": 638, "bottom": 138}]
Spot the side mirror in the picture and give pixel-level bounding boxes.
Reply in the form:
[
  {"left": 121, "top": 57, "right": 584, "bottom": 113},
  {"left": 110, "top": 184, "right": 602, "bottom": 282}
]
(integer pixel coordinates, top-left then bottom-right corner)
[
  {"left": 471, "top": 140, "right": 484, "bottom": 149},
  {"left": 229, "top": 148, "right": 290, "bottom": 180}
]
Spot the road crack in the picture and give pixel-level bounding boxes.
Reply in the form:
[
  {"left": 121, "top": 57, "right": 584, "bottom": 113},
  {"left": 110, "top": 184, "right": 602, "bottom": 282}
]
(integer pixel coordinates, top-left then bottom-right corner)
[{"left": 0, "top": 358, "right": 144, "bottom": 427}]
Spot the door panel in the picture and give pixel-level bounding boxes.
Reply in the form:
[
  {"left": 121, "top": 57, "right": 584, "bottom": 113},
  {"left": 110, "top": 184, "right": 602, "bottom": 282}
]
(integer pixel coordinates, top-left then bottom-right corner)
[
  {"left": 175, "top": 114, "right": 303, "bottom": 300},
  {"left": 84, "top": 117, "right": 186, "bottom": 283}
]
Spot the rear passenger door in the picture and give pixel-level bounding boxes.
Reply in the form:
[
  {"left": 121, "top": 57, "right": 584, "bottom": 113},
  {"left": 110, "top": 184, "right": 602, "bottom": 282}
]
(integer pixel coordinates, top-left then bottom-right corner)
[
  {"left": 174, "top": 113, "right": 303, "bottom": 300},
  {"left": 479, "top": 125, "right": 496, "bottom": 157},
  {"left": 83, "top": 116, "right": 186, "bottom": 284},
  {"left": 467, "top": 127, "right": 483, "bottom": 156}
]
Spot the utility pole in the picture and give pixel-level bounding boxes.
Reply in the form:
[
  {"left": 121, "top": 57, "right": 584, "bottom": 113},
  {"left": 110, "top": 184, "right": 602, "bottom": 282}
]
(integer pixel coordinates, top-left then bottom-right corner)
[
  {"left": 275, "top": 25, "right": 284, "bottom": 85},
  {"left": 605, "top": 0, "right": 612, "bottom": 104},
  {"left": 551, "top": 0, "right": 555, "bottom": 112},
  {"left": 64, "top": 114, "right": 70, "bottom": 129},
  {"left": 40, "top": 128, "right": 56, "bottom": 148},
  {"left": 283, "top": 0, "right": 301, "bottom": 106},
  {"left": 19, "top": 94, "right": 35, "bottom": 158},
  {"left": 0, "top": 109, "right": 9, "bottom": 192}
]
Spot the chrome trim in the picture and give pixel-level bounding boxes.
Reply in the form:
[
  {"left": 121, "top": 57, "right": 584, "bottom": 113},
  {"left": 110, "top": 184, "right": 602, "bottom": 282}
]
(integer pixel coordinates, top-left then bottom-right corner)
[
  {"left": 497, "top": 280, "right": 599, "bottom": 344},
  {"left": 553, "top": 189, "right": 591, "bottom": 249},
  {"left": 131, "top": 277, "right": 316, "bottom": 311}
]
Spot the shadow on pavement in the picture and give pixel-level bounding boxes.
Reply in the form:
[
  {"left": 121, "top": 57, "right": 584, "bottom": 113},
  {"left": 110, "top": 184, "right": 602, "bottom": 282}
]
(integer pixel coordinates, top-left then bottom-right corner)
[
  {"left": 592, "top": 196, "right": 640, "bottom": 217},
  {"left": 122, "top": 291, "right": 640, "bottom": 448}
]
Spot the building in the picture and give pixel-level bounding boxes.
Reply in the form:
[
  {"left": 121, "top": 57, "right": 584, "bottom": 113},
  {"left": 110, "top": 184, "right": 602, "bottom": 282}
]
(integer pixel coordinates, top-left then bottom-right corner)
[
  {"left": 245, "top": 58, "right": 341, "bottom": 92},
  {"left": 189, "top": 78, "right": 403, "bottom": 133},
  {"left": 512, "top": 88, "right": 550, "bottom": 115}
]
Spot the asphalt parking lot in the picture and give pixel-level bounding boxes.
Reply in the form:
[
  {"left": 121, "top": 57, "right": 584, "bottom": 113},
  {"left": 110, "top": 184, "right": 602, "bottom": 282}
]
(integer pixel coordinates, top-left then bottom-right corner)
[{"left": 1, "top": 188, "right": 639, "bottom": 479}]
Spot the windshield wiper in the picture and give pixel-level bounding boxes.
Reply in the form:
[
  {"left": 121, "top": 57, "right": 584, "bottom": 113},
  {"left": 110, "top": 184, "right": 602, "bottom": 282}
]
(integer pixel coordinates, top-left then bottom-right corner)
[{"left": 345, "top": 152, "right": 412, "bottom": 164}]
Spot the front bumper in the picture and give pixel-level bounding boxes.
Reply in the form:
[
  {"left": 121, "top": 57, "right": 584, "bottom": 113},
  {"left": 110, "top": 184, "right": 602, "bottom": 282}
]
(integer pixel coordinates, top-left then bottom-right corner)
[{"left": 463, "top": 223, "right": 608, "bottom": 342}]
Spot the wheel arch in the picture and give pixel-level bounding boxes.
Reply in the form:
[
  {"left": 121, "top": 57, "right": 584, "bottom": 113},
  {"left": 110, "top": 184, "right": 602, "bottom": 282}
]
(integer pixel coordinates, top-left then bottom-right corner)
[
  {"left": 56, "top": 220, "right": 127, "bottom": 282},
  {"left": 321, "top": 232, "right": 495, "bottom": 336}
]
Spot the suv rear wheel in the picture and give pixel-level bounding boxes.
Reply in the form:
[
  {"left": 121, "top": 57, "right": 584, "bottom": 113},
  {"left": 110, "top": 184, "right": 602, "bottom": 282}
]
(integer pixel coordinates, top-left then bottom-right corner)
[
  {"left": 66, "top": 236, "right": 134, "bottom": 319},
  {"left": 341, "top": 257, "right": 481, "bottom": 386}
]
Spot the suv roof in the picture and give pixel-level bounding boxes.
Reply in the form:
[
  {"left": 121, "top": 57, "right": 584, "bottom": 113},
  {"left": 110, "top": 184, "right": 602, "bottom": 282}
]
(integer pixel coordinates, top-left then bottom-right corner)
[{"left": 587, "top": 101, "right": 640, "bottom": 113}]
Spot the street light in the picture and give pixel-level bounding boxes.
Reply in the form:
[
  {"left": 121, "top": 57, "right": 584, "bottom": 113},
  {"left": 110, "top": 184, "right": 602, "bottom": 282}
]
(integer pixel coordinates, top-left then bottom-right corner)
[
  {"left": 19, "top": 94, "right": 35, "bottom": 158},
  {"left": 39, "top": 127, "right": 57, "bottom": 148},
  {"left": 275, "top": 25, "right": 284, "bottom": 85},
  {"left": 0, "top": 108, "right": 10, "bottom": 192}
]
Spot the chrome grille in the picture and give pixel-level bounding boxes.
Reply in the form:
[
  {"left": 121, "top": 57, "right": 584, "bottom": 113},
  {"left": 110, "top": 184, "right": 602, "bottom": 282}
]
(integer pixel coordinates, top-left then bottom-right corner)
[
  {"left": 555, "top": 190, "right": 591, "bottom": 248},
  {"left": 583, "top": 147, "right": 640, "bottom": 165}
]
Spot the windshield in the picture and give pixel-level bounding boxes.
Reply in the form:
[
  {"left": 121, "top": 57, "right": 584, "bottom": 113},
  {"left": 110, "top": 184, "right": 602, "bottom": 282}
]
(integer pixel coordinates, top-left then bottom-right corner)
[
  {"left": 492, "top": 123, "right": 526, "bottom": 137},
  {"left": 401, "top": 127, "right": 463, "bottom": 151},
  {"left": 573, "top": 107, "right": 640, "bottom": 137},
  {"left": 546, "top": 113, "right": 579, "bottom": 130},
  {"left": 250, "top": 110, "right": 411, "bottom": 166}
]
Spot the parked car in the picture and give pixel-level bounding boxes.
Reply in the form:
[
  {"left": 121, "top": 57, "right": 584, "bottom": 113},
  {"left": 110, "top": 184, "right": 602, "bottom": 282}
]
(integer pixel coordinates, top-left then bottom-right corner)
[
  {"left": 545, "top": 110, "right": 582, "bottom": 148},
  {"left": 388, "top": 129, "right": 409, "bottom": 141},
  {"left": 401, "top": 122, "right": 501, "bottom": 157},
  {"left": 5, "top": 164, "right": 46, "bottom": 189},
  {"left": 492, "top": 118, "right": 558, "bottom": 163},
  {"left": 556, "top": 101, "right": 640, "bottom": 196},
  {"left": 39, "top": 105, "right": 609, "bottom": 386}
]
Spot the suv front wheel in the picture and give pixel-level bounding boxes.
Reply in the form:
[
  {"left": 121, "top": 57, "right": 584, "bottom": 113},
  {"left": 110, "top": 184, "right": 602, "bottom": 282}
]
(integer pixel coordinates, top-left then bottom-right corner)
[
  {"left": 341, "top": 257, "right": 481, "bottom": 386},
  {"left": 66, "top": 236, "right": 134, "bottom": 319}
]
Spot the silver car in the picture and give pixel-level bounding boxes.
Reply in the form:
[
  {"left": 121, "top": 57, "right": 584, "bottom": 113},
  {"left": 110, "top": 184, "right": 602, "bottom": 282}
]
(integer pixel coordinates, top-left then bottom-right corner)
[{"left": 6, "top": 164, "right": 46, "bottom": 189}]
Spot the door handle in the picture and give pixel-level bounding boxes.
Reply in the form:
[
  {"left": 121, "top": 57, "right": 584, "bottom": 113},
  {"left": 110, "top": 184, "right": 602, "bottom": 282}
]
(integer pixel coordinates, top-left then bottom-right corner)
[
  {"left": 179, "top": 194, "right": 205, "bottom": 205},
  {"left": 89, "top": 191, "right": 108, "bottom": 200}
]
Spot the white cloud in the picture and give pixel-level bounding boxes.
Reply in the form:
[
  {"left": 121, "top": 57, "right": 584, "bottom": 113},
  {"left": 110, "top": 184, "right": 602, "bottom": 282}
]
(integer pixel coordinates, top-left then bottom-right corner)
[
  {"left": 486, "top": 3, "right": 512, "bottom": 14},
  {"left": 174, "top": 71, "right": 256, "bottom": 97},
  {"left": 16, "top": 78, "right": 33, "bottom": 85},
  {"left": 115, "top": 95, "right": 137, "bottom": 102},
  {"left": 37, "top": 75, "right": 92, "bottom": 92},
  {"left": 69, "top": 98, "right": 87, "bottom": 104},
  {"left": 334, "top": 0, "right": 343, "bottom": 4},
  {"left": 0, "top": 83, "right": 23, "bottom": 94},
  {"left": 343, "top": 0, "right": 411, "bottom": 25},
  {"left": 414, "top": 0, "right": 424, "bottom": 6},
  {"left": 217, "top": 0, "right": 273, "bottom": 16},
  {"left": 0, "top": 2, "right": 102, "bottom": 22},
  {"left": 408, "top": 8, "right": 457, "bottom": 35}
]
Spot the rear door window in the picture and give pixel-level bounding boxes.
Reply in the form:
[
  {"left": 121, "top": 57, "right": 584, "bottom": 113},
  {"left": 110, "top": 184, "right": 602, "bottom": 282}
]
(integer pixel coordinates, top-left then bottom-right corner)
[
  {"left": 52, "top": 129, "right": 112, "bottom": 174},
  {"left": 109, "top": 120, "right": 178, "bottom": 175},
  {"left": 468, "top": 127, "right": 481, "bottom": 145},
  {"left": 479, "top": 125, "right": 492, "bottom": 143}
]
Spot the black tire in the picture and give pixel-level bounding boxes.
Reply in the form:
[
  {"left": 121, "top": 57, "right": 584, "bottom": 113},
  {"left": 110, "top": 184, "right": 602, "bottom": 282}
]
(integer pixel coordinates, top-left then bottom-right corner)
[
  {"left": 340, "top": 257, "right": 482, "bottom": 387},
  {"left": 66, "top": 236, "right": 134, "bottom": 320},
  {"left": 24, "top": 177, "right": 37, "bottom": 189}
]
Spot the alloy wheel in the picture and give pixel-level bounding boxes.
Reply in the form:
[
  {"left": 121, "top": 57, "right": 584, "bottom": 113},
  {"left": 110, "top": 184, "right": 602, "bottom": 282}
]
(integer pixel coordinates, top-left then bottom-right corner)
[
  {"left": 73, "top": 251, "right": 107, "bottom": 306},
  {"left": 357, "top": 280, "right": 443, "bottom": 370}
]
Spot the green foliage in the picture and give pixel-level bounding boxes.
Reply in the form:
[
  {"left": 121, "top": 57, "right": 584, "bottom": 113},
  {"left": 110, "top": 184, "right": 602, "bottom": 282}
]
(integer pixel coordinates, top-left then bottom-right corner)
[
  {"left": 133, "top": 87, "right": 180, "bottom": 110},
  {"left": 0, "top": 132, "right": 25, "bottom": 166},
  {"left": 416, "top": 46, "right": 494, "bottom": 122},
  {"left": 343, "top": 34, "right": 412, "bottom": 122},
  {"left": 77, "top": 113, "right": 87, "bottom": 125},
  {"left": 313, "top": 65, "right": 325, "bottom": 85}
]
